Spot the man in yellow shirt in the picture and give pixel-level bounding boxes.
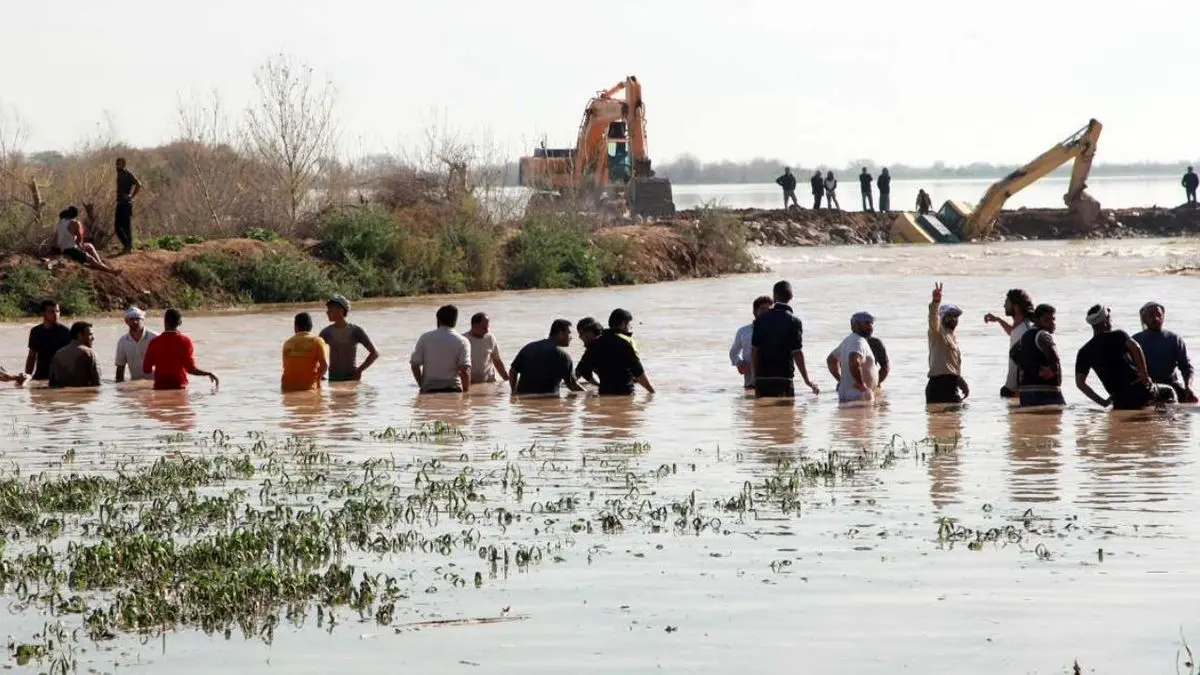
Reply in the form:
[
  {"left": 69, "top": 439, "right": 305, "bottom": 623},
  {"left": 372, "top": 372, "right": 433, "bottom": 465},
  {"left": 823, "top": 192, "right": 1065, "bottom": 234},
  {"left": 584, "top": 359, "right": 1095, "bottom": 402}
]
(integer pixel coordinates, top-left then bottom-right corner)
[{"left": 282, "top": 312, "right": 328, "bottom": 392}]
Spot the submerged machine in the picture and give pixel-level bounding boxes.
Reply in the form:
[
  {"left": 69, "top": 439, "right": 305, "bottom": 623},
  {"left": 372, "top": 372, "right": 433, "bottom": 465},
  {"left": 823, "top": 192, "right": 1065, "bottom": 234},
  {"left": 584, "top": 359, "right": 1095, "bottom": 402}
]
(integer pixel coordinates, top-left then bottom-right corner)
[
  {"left": 892, "top": 119, "right": 1103, "bottom": 244},
  {"left": 518, "top": 76, "right": 676, "bottom": 218}
]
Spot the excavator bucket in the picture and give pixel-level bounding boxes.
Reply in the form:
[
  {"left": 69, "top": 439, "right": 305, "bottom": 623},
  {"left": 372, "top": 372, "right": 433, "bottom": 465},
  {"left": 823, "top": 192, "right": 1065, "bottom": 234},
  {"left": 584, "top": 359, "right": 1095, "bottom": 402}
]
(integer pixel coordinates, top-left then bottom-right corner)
[
  {"left": 628, "top": 177, "right": 676, "bottom": 218},
  {"left": 1066, "top": 190, "right": 1102, "bottom": 230}
]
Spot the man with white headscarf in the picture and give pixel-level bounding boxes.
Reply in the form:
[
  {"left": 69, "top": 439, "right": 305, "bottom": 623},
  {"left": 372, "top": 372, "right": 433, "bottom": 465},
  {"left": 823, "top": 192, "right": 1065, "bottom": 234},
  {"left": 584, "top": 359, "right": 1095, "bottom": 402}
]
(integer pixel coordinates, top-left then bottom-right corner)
[
  {"left": 1075, "top": 304, "right": 1175, "bottom": 409},
  {"left": 1133, "top": 301, "right": 1196, "bottom": 403},
  {"left": 926, "top": 282, "right": 970, "bottom": 404},
  {"left": 115, "top": 306, "right": 157, "bottom": 382},
  {"left": 827, "top": 310, "right": 879, "bottom": 403}
]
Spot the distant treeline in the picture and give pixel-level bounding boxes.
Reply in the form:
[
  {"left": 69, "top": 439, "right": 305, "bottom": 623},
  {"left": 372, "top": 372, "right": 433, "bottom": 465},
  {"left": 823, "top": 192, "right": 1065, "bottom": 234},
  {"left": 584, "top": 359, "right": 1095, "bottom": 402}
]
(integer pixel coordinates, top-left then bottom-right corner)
[{"left": 498, "top": 155, "right": 1199, "bottom": 186}]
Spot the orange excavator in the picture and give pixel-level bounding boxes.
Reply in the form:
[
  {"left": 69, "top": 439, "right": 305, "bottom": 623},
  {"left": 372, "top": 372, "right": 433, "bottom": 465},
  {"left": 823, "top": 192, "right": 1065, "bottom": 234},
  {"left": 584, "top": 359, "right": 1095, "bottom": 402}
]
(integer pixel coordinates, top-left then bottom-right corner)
[{"left": 518, "top": 76, "right": 676, "bottom": 218}]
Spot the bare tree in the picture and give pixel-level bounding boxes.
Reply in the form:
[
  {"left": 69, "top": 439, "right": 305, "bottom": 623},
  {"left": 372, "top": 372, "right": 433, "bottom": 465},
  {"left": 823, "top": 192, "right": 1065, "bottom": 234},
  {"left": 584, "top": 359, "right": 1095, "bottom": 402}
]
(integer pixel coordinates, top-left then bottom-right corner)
[
  {"left": 242, "top": 54, "right": 338, "bottom": 231},
  {"left": 0, "top": 102, "right": 43, "bottom": 226},
  {"left": 176, "top": 90, "right": 246, "bottom": 234}
]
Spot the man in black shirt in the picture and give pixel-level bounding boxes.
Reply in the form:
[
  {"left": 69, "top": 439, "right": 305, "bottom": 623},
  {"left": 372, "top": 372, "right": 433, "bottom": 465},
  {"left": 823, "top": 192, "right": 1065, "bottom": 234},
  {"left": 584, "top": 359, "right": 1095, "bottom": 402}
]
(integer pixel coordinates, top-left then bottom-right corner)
[
  {"left": 877, "top": 168, "right": 892, "bottom": 213},
  {"left": 810, "top": 171, "right": 825, "bottom": 210},
  {"left": 775, "top": 167, "right": 799, "bottom": 209},
  {"left": 25, "top": 300, "right": 72, "bottom": 381},
  {"left": 751, "top": 280, "right": 820, "bottom": 398},
  {"left": 115, "top": 157, "right": 143, "bottom": 254},
  {"left": 510, "top": 319, "right": 584, "bottom": 396},
  {"left": 868, "top": 336, "right": 889, "bottom": 386},
  {"left": 1075, "top": 304, "right": 1175, "bottom": 410},
  {"left": 575, "top": 309, "right": 655, "bottom": 396},
  {"left": 859, "top": 167, "right": 874, "bottom": 212}
]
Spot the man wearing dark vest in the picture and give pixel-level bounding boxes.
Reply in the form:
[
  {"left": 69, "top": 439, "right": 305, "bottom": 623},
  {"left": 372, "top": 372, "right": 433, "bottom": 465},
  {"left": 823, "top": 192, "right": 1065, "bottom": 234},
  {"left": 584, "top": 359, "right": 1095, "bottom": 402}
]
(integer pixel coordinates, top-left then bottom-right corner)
[{"left": 1011, "top": 304, "right": 1065, "bottom": 407}]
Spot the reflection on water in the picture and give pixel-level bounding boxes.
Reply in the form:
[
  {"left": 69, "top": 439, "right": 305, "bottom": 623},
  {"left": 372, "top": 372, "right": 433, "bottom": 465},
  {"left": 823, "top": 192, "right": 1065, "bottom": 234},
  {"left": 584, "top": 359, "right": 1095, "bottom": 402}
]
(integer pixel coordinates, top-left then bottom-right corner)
[
  {"left": 1007, "top": 407, "right": 1065, "bottom": 504},
  {"left": 1075, "top": 409, "right": 1192, "bottom": 512},
  {"left": 926, "top": 408, "right": 964, "bottom": 508}
]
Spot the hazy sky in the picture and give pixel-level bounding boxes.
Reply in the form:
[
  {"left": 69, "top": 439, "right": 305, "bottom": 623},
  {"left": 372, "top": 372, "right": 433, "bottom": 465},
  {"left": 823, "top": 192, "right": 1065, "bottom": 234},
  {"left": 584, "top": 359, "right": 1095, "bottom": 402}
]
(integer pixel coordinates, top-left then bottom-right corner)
[{"left": 2, "top": 0, "right": 1192, "bottom": 166}]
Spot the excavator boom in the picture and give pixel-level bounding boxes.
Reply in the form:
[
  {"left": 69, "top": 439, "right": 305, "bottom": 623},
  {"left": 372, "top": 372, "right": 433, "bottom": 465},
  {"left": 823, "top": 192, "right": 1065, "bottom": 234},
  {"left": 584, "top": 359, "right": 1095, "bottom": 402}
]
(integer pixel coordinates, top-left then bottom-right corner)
[{"left": 960, "top": 119, "right": 1102, "bottom": 240}]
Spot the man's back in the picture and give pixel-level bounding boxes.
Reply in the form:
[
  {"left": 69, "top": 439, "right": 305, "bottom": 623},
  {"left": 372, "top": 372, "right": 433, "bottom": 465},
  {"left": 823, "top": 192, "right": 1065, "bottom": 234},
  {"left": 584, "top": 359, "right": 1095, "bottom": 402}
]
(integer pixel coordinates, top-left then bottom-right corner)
[
  {"left": 49, "top": 342, "right": 100, "bottom": 388},
  {"left": 859, "top": 173, "right": 872, "bottom": 191},
  {"left": 143, "top": 331, "right": 195, "bottom": 390},
  {"left": 1076, "top": 330, "right": 1138, "bottom": 395},
  {"left": 319, "top": 323, "right": 372, "bottom": 381},
  {"left": 512, "top": 338, "right": 574, "bottom": 395},
  {"left": 29, "top": 323, "right": 71, "bottom": 380},
  {"left": 576, "top": 330, "right": 643, "bottom": 395},
  {"left": 1133, "top": 328, "right": 1189, "bottom": 385},
  {"left": 752, "top": 304, "right": 803, "bottom": 381},
  {"left": 282, "top": 332, "right": 327, "bottom": 392},
  {"left": 411, "top": 327, "right": 469, "bottom": 392}
]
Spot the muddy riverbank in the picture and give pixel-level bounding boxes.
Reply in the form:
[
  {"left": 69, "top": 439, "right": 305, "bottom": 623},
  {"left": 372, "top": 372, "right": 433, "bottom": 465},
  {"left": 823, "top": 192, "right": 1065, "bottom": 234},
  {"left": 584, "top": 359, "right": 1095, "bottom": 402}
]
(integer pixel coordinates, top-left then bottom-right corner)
[{"left": 677, "top": 205, "right": 1200, "bottom": 246}]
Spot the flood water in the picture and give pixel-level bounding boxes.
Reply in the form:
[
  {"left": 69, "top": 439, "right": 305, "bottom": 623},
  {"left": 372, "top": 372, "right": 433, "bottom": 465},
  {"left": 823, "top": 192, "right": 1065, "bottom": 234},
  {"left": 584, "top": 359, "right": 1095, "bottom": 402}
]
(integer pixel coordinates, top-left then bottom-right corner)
[{"left": 3, "top": 238, "right": 1200, "bottom": 673}]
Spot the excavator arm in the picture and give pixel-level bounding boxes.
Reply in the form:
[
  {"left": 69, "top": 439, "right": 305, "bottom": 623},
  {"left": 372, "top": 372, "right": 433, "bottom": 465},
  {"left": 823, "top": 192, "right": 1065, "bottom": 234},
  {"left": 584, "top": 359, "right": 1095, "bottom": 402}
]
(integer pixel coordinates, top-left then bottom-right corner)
[{"left": 960, "top": 119, "right": 1102, "bottom": 240}]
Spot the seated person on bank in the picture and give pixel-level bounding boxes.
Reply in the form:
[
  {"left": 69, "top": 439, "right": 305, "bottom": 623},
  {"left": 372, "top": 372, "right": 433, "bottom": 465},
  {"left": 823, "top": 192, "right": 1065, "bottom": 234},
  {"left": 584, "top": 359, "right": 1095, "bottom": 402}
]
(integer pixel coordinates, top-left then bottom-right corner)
[{"left": 53, "top": 206, "right": 119, "bottom": 275}]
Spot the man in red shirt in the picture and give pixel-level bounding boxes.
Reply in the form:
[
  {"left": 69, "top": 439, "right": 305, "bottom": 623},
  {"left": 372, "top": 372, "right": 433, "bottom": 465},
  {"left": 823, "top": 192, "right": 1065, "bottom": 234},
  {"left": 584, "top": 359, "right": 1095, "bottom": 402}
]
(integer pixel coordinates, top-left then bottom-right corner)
[{"left": 142, "top": 308, "right": 219, "bottom": 390}]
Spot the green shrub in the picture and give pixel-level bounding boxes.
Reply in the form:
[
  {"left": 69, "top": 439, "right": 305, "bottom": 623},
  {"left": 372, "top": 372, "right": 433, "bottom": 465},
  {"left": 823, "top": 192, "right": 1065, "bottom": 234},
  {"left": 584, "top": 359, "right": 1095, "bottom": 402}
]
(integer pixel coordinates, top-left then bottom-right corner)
[
  {"left": 243, "top": 227, "right": 283, "bottom": 243},
  {"left": 688, "top": 206, "right": 760, "bottom": 273},
  {"left": 594, "top": 234, "right": 639, "bottom": 285},
  {"left": 0, "top": 263, "right": 96, "bottom": 317},
  {"left": 507, "top": 214, "right": 603, "bottom": 289},
  {"left": 175, "top": 249, "right": 333, "bottom": 304}
]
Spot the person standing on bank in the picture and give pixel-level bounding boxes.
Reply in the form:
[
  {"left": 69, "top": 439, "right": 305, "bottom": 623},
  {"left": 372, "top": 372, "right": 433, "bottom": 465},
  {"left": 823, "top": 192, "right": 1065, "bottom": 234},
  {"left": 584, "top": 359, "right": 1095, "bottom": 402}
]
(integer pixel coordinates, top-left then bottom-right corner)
[
  {"left": 927, "top": 282, "right": 969, "bottom": 404},
  {"left": 859, "top": 167, "right": 874, "bottom": 212},
  {"left": 1012, "top": 304, "right": 1065, "bottom": 407},
  {"left": 876, "top": 168, "right": 892, "bottom": 213},
  {"left": 776, "top": 167, "right": 799, "bottom": 209},
  {"left": 810, "top": 170, "right": 825, "bottom": 210},
  {"left": 26, "top": 300, "right": 72, "bottom": 382},
  {"left": 410, "top": 304, "right": 471, "bottom": 394},
  {"left": 916, "top": 189, "right": 933, "bottom": 215},
  {"left": 575, "top": 308, "right": 655, "bottom": 395},
  {"left": 1183, "top": 166, "right": 1198, "bottom": 205},
  {"left": 115, "top": 306, "right": 157, "bottom": 382},
  {"left": 729, "top": 295, "right": 775, "bottom": 390},
  {"left": 985, "top": 288, "right": 1035, "bottom": 398},
  {"left": 824, "top": 171, "right": 841, "bottom": 210},
  {"left": 114, "top": 157, "right": 142, "bottom": 254},
  {"left": 751, "top": 280, "right": 820, "bottom": 398},
  {"left": 319, "top": 295, "right": 378, "bottom": 382},
  {"left": 464, "top": 312, "right": 509, "bottom": 385}
]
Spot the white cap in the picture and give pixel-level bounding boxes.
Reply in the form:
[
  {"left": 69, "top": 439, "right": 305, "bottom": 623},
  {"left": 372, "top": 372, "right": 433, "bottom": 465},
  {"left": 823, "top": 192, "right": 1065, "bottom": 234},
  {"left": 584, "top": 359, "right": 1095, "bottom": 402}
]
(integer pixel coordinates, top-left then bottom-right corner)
[{"left": 124, "top": 306, "right": 146, "bottom": 320}]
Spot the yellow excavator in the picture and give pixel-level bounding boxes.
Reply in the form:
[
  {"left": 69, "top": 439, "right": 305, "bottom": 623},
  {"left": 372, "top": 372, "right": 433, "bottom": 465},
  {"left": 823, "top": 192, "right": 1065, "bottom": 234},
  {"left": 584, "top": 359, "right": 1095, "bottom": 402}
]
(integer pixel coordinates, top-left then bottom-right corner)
[
  {"left": 892, "top": 119, "right": 1103, "bottom": 244},
  {"left": 518, "top": 76, "right": 676, "bottom": 218}
]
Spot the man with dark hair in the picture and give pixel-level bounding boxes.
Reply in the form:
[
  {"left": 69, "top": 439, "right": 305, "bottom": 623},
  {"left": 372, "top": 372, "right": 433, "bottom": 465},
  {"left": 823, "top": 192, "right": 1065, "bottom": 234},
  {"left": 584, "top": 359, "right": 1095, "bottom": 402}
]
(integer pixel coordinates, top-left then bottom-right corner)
[
  {"left": 1133, "top": 301, "right": 1196, "bottom": 403},
  {"left": 810, "top": 170, "right": 825, "bottom": 210},
  {"left": 729, "top": 295, "right": 775, "bottom": 390},
  {"left": 575, "top": 317, "right": 603, "bottom": 387},
  {"left": 509, "top": 319, "right": 584, "bottom": 396},
  {"left": 410, "top": 304, "right": 471, "bottom": 393},
  {"left": 282, "top": 312, "right": 328, "bottom": 392},
  {"left": 142, "top": 309, "right": 220, "bottom": 390},
  {"left": 1012, "top": 304, "right": 1065, "bottom": 407},
  {"left": 320, "top": 295, "right": 378, "bottom": 382},
  {"left": 859, "top": 167, "right": 874, "bottom": 212},
  {"left": 1183, "top": 166, "right": 1198, "bottom": 205},
  {"left": 751, "top": 280, "right": 819, "bottom": 398},
  {"left": 926, "top": 282, "right": 969, "bottom": 404},
  {"left": 576, "top": 308, "right": 654, "bottom": 395},
  {"left": 1075, "top": 304, "right": 1175, "bottom": 410},
  {"left": 775, "top": 167, "right": 798, "bottom": 209},
  {"left": 464, "top": 312, "right": 509, "bottom": 384},
  {"left": 48, "top": 321, "right": 100, "bottom": 388},
  {"left": 985, "top": 288, "right": 1036, "bottom": 398},
  {"left": 114, "top": 157, "right": 142, "bottom": 254},
  {"left": 876, "top": 168, "right": 892, "bottom": 213},
  {"left": 25, "top": 299, "right": 71, "bottom": 381}
]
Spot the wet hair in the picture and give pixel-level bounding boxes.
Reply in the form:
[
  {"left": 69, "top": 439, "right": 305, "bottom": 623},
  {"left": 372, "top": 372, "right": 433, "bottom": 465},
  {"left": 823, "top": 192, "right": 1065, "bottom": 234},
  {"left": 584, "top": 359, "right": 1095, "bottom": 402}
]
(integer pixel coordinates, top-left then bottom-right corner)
[
  {"left": 471, "top": 312, "right": 487, "bottom": 326},
  {"left": 58, "top": 206, "right": 79, "bottom": 220},
  {"left": 1006, "top": 289, "right": 1034, "bottom": 315},
  {"left": 549, "top": 319, "right": 572, "bottom": 337},
  {"left": 772, "top": 280, "right": 794, "bottom": 303},
  {"left": 608, "top": 308, "right": 633, "bottom": 329},
  {"left": 577, "top": 317, "right": 601, "bottom": 335},
  {"left": 752, "top": 295, "right": 773, "bottom": 312},
  {"left": 295, "top": 312, "right": 313, "bottom": 332},
  {"left": 69, "top": 321, "right": 92, "bottom": 339},
  {"left": 1033, "top": 304, "right": 1056, "bottom": 319},
  {"left": 436, "top": 304, "right": 458, "bottom": 327},
  {"left": 40, "top": 299, "right": 58, "bottom": 312},
  {"left": 164, "top": 308, "right": 183, "bottom": 329}
]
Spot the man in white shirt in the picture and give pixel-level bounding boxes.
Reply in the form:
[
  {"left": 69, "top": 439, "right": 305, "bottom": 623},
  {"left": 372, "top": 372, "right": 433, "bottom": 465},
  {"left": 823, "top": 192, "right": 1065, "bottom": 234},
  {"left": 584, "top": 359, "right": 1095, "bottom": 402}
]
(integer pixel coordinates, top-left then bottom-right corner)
[
  {"left": 411, "top": 304, "right": 472, "bottom": 393},
  {"left": 984, "top": 288, "right": 1035, "bottom": 398},
  {"left": 827, "top": 311, "right": 879, "bottom": 403},
  {"left": 115, "top": 306, "right": 157, "bottom": 382},
  {"left": 464, "top": 312, "right": 509, "bottom": 384},
  {"left": 729, "top": 295, "right": 774, "bottom": 389}
]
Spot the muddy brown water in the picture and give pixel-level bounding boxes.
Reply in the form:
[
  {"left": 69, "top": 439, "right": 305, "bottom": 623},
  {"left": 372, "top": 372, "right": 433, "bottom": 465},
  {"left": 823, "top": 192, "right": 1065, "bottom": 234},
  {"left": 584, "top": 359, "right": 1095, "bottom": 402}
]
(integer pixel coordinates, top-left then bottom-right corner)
[{"left": 3, "top": 238, "right": 1200, "bottom": 673}]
